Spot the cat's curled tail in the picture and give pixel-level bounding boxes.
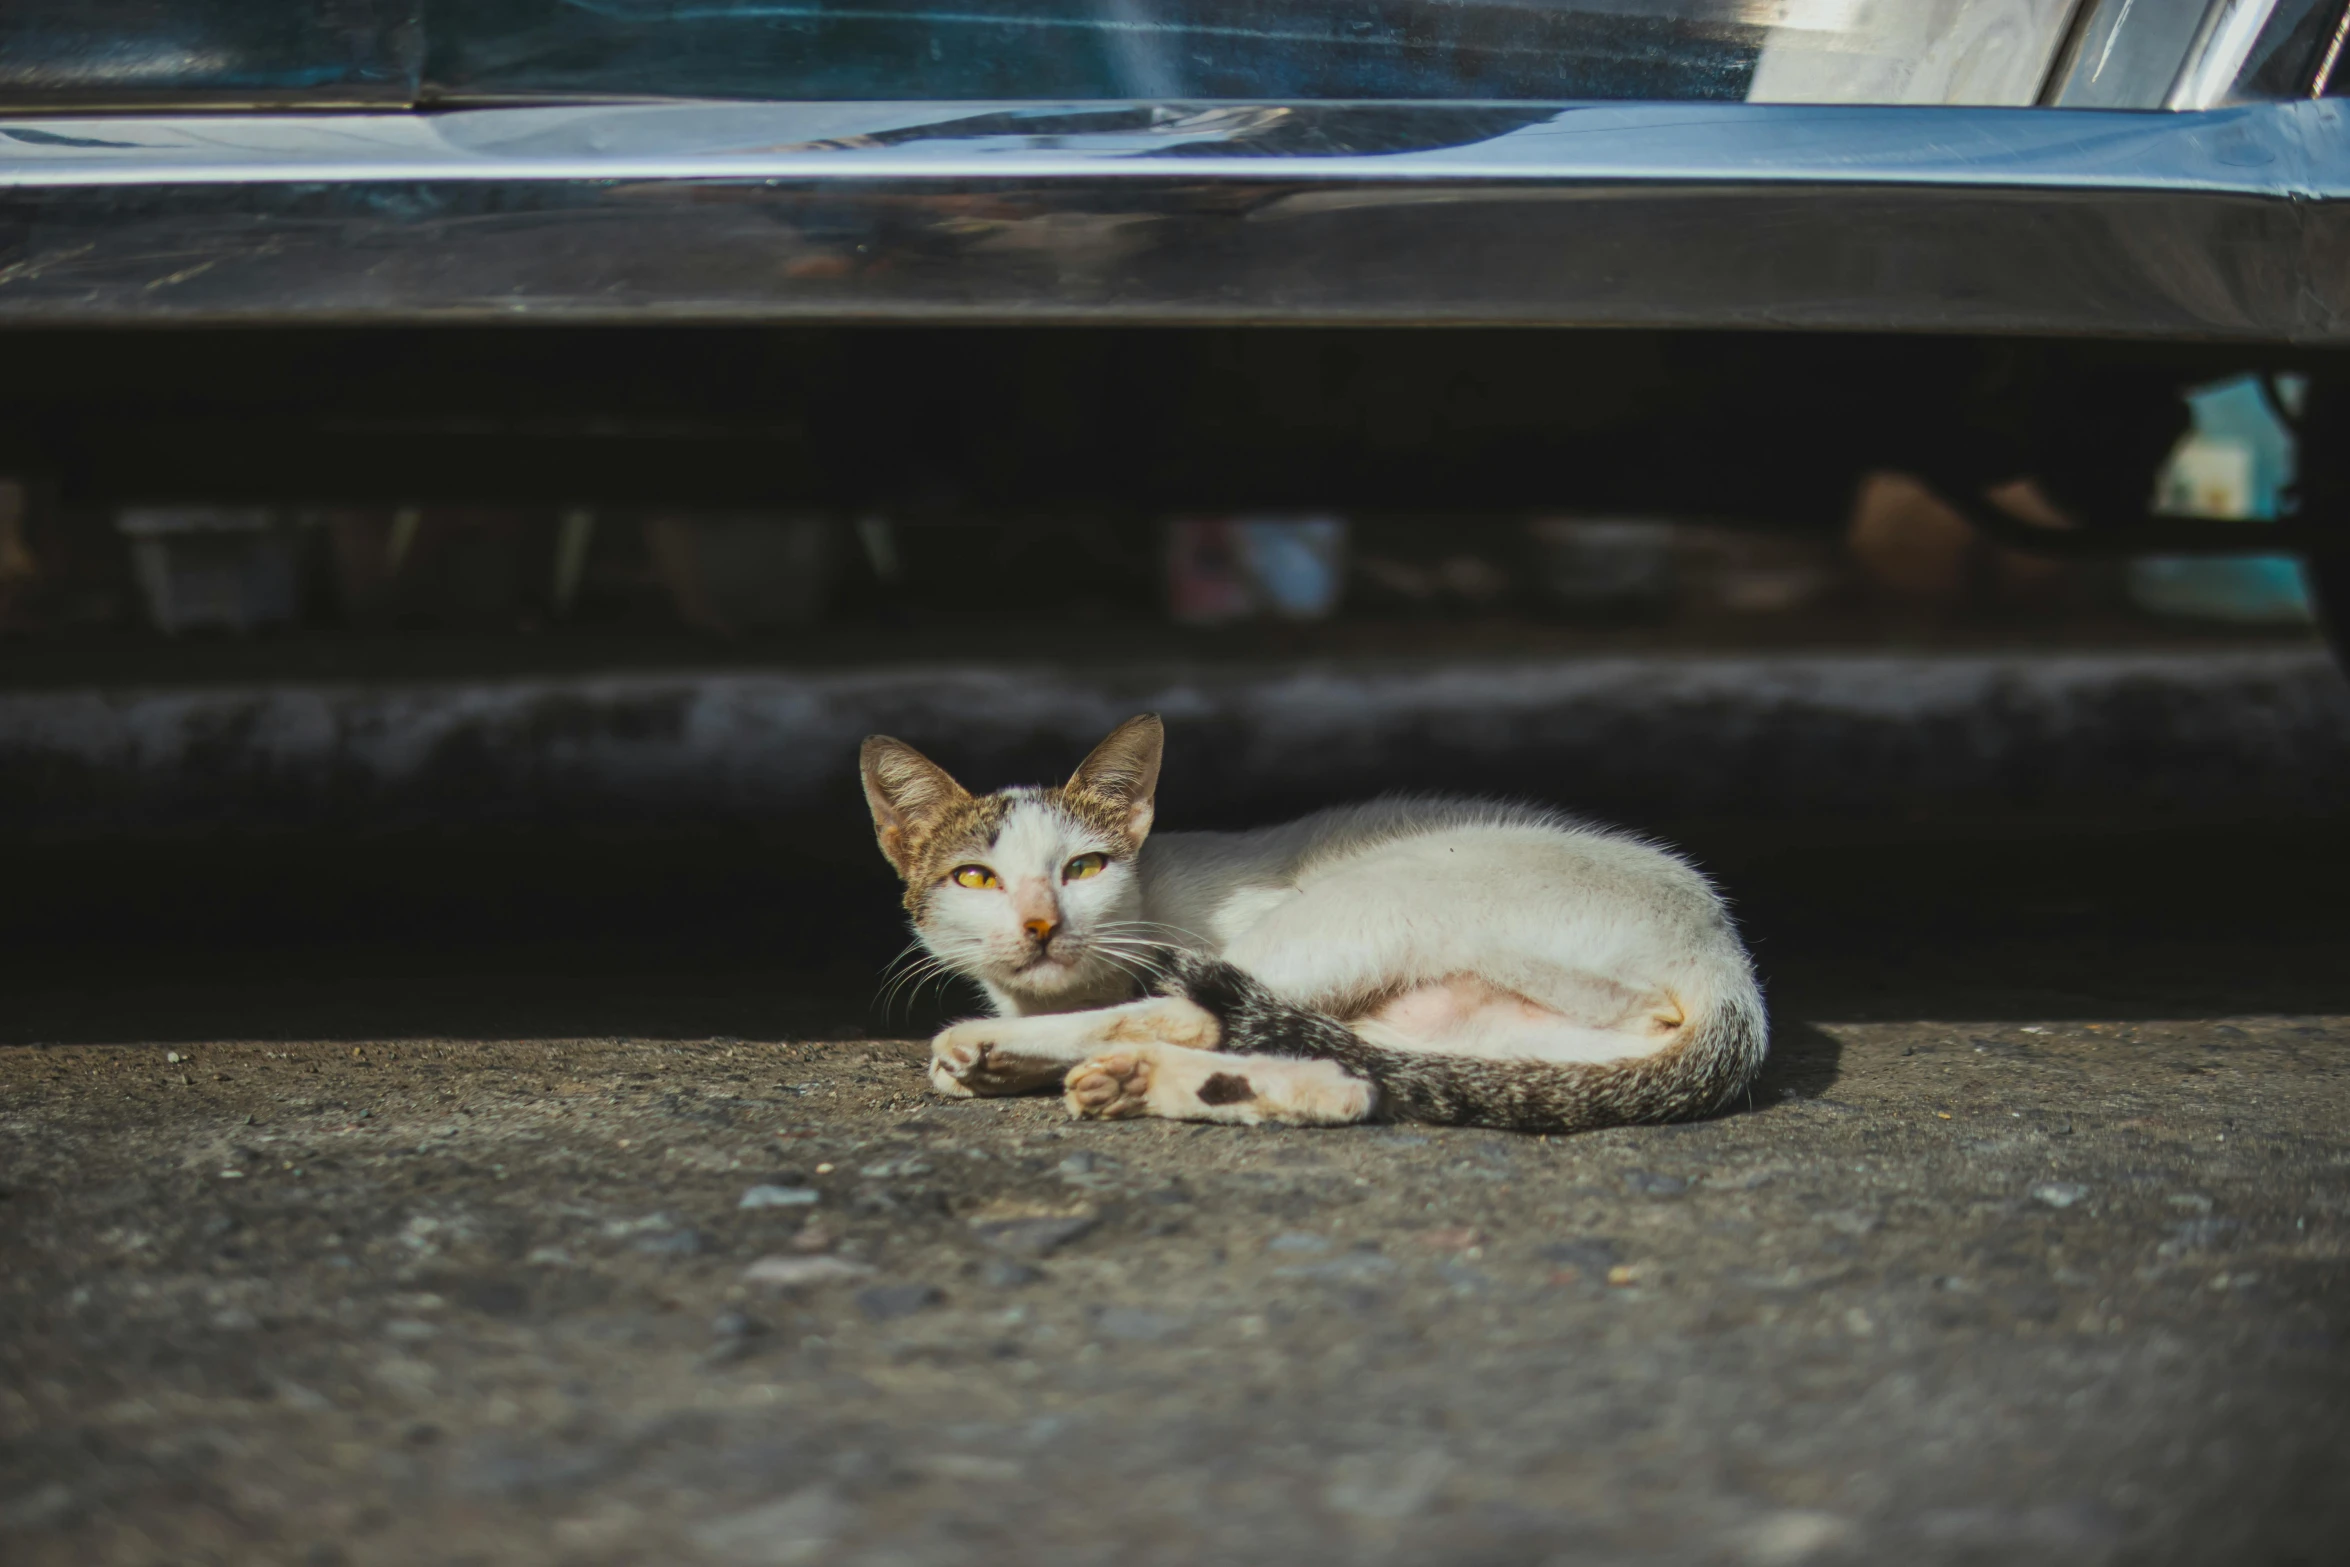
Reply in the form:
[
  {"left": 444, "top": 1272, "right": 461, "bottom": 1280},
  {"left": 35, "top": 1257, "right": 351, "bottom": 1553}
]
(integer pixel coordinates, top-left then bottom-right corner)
[{"left": 1153, "top": 950, "right": 1767, "bottom": 1133}]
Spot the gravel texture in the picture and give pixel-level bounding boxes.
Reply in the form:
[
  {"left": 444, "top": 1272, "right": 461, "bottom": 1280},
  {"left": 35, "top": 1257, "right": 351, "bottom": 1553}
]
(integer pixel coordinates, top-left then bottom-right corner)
[{"left": 4, "top": 1011, "right": 2347, "bottom": 1566}]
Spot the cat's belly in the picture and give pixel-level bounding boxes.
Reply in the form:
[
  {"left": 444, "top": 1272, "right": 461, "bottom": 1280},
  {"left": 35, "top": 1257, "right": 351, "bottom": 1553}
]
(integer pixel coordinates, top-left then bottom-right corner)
[
  {"left": 1363, "top": 974, "right": 1556, "bottom": 1033},
  {"left": 1355, "top": 973, "right": 1677, "bottom": 1065}
]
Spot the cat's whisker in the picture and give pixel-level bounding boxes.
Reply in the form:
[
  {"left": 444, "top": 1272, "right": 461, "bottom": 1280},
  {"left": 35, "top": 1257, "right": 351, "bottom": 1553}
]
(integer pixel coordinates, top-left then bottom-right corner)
[
  {"left": 1084, "top": 938, "right": 1180, "bottom": 981},
  {"left": 1087, "top": 951, "right": 1170, "bottom": 985},
  {"left": 882, "top": 971, "right": 929, "bottom": 1024},
  {"left": 875, "top": 948, "right": 955, "bottom": 1025},
  {"left": 877, "top": 970, "right": 933, "bottom": 1018},
  {"left": 874, "top": 940, "right": 928, "bottom": 992},
  {"left": 1086, "top": 947, "right": 1156, "bottom": 989},
  {"left": 914, "top": 968, "right": 979, "bottom": 1022},
  {"left": 874, "top": 966, "right": 924, "bottom": 1025},
  {"left": 1084, "top": 947, "right": 1159, "bottom": 965},
  {"left": 878, "top": 963, "right": 930, "bottom": 1010}
]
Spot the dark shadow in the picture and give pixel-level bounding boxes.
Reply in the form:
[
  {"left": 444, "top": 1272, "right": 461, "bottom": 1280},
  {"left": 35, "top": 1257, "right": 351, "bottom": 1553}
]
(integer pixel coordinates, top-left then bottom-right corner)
[
  {"left": 1741, "top": 1018, "right": 1846, "bottom": 1107},
  {"left": 1703, "top": 820, "right": 2350, "bottom": 1023},
  {"left": 0, "top": 832, "right": 894, "bottom": 1046},
  {"left": 3, "top": 819, "right": 2347, "bottom": 1046}
]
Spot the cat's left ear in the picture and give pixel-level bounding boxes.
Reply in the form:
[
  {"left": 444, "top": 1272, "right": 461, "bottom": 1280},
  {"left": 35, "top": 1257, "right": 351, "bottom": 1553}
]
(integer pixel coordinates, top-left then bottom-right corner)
[{"left": 1066, "top": 713, "right": 1163, "bottom": 844}]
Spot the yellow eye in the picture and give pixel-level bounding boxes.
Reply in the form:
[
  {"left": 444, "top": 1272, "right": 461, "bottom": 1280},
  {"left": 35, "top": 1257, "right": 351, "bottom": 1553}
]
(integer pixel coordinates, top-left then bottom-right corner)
[
  {"left": 1063, "top": 853, "right": 1108, "bottom": 882},
  {"left": 950, "top": 865, "right": 1000, "bottom": 890}
]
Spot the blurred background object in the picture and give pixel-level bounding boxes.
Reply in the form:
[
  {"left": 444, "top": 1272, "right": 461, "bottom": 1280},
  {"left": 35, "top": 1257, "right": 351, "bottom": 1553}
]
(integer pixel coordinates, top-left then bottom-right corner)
[
  {"left": 319, "top": 507, "right": 406, "bottom": 628},
  {"left": 0, "top": 478, "right": 37, "bottom": 631},
  {"left": 0, "top": 356, "right": 2337, "bottom": 834},
  {"left": 646, "top": 513, "right": 838, "bottom": 638},
  {"left": 0, "top": 479, "right": 115, "bottom": 636},
  {"left": 327, "top": 507, "right": 563, "bottom": 631},
  {"left": 0, "top": 352, "right": 2325, "bottom": 662},
  {"left": 1675, "top": 524, "right": 1849, "bottom": 616},
  {"left": 1526, "top": 518, "right": 1679, "bottom": 622},
  {"left": 1348, "top": 519, "right": 1517, "bottom": 618},
  {"left": 1166, "top": 517, "right": 1348, "bottom": 625},
  {"left": 2128, "top": 374, "right": 2314, "bottom": 627},
  {"left": 118, "top": 507, "right": 302, "bottom": 636},
  {"left": 1847, "top": 472, "right": 2084, "bottom": 616},
  {"left": 1847, "top": 473, "right": 1979, "bottom": 607}
]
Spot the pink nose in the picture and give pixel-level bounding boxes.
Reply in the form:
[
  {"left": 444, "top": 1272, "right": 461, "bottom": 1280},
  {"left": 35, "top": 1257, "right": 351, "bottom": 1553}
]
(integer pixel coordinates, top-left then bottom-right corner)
[{"left": 1023, "top": 917, "right": 1057, "bottom": 941}]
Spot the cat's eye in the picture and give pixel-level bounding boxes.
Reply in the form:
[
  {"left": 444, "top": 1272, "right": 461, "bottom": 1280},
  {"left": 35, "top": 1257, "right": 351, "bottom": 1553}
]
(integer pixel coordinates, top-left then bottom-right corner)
[
  {"left": 949, "top": 865, "right": 1000, "bottom": 890},
  {"left": 1062, "top": 853, "right": 1109, "bottom": 882}
]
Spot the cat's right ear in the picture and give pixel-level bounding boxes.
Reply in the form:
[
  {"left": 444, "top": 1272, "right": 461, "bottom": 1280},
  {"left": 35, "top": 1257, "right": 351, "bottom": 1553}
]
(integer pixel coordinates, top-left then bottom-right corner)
[{"left": 860, "top": 736, "right": 971, "bottom": 878}]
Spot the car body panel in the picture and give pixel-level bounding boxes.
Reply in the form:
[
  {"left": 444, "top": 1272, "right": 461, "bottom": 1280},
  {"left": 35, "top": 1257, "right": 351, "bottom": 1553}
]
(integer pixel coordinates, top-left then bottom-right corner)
[{"left": 0, "top": 99, "right": 2342, "bottom": 341}]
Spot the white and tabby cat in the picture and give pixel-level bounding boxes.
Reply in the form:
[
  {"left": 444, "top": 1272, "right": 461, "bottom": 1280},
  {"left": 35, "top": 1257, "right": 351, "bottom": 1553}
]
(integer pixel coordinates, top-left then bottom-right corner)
[{"left": 862, "top": 714, "right": 1766, "bottom": 1131}]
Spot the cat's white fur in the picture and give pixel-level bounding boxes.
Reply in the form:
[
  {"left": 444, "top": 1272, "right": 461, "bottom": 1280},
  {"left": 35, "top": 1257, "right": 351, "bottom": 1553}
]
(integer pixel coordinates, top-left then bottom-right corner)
[
  {"left": 910, "top": 780, "right": 1762, "bottom": 1123},
  {"left": 1140, "top": 799, "right": 1739, "bottom": 1065}
]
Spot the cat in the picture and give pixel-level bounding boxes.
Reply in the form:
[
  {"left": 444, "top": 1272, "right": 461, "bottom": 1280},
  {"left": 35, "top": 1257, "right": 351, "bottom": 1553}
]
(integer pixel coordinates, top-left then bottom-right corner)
[{"left": 861, "top": 713, "right": 1766, "bottom": 1131}]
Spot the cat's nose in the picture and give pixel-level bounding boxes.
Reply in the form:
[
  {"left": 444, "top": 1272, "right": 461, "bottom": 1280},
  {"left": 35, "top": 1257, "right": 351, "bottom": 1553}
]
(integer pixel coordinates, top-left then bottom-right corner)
[{"left": 1023, "top": 917, "right": 1057, "bottom": 941}]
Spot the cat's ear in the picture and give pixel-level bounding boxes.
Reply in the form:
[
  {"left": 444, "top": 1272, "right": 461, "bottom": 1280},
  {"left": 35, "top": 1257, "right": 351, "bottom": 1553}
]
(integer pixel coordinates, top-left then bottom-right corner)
[
  {"left": 861, "top": 736, "right": 971, "bottom": 877},
  {"left": 1066, "top": 713, "right": 1163, "bottom": 843}
]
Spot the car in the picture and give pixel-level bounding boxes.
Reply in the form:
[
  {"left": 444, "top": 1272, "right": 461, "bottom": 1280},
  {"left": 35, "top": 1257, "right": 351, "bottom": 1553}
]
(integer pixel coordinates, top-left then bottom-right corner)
[{"left": 1, "top": 0, "right": 2345, "bottom": 658}]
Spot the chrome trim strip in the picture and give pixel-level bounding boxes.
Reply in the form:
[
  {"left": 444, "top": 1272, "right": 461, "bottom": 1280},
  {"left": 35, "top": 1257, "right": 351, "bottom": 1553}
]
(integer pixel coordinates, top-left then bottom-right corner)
[
  {"left": 0, "top": 101, "right": 2343, "bottom": 341},
  {"left": 0, "top": 99, "right": 2344, "bottom": 194}
]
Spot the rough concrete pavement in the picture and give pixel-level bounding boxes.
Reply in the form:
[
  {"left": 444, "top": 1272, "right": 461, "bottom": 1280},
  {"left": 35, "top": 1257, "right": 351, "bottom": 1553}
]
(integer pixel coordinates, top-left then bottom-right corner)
[{"left": 4, "top": 1012, "right": 2347, "bottom": 1566}]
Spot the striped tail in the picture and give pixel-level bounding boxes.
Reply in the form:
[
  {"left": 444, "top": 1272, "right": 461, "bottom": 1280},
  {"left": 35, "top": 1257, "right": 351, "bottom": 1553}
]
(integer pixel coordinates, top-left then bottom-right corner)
[{"left": 1154, "top": 951, "right": 1767, "bottom": 1133}]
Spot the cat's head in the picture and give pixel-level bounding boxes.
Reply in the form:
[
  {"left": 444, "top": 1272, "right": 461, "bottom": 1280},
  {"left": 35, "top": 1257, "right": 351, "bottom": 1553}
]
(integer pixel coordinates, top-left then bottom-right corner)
[{"left": 860, "top": 714, "right": 1162, "bottom": 1008}]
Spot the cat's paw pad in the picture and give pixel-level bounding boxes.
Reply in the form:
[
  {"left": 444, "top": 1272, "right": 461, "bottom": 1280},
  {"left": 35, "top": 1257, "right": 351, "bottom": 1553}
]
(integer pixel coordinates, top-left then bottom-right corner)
[
  {"left": 1064, "top": 1052, "right": 1152, "bottom": 1119},
  {"left": 929, "top": 1055, "right": 980, "bottom": 1098},
  {"left": 928, "top": 1028, "right": 997, "bottom": 1098}
]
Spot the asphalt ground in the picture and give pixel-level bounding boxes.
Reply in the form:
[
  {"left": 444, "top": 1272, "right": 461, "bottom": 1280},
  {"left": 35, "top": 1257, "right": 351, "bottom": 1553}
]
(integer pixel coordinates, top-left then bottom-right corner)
[{"left": 2, "top": 821, "right": 2347, "bottom": 1567}]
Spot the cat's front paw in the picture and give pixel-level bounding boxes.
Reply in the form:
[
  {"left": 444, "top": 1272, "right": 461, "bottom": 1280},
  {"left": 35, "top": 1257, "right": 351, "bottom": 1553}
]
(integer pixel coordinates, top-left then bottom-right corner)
[
  {"left": 1065, "top": 1051, "right": 1153, "bottom": 1119},
  {"left": 930, "top": 1021, "right": 1068, "bottom": 1097},
  {"left": 929, "top": 1022, "right": 997, "bottom": 1097}
]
